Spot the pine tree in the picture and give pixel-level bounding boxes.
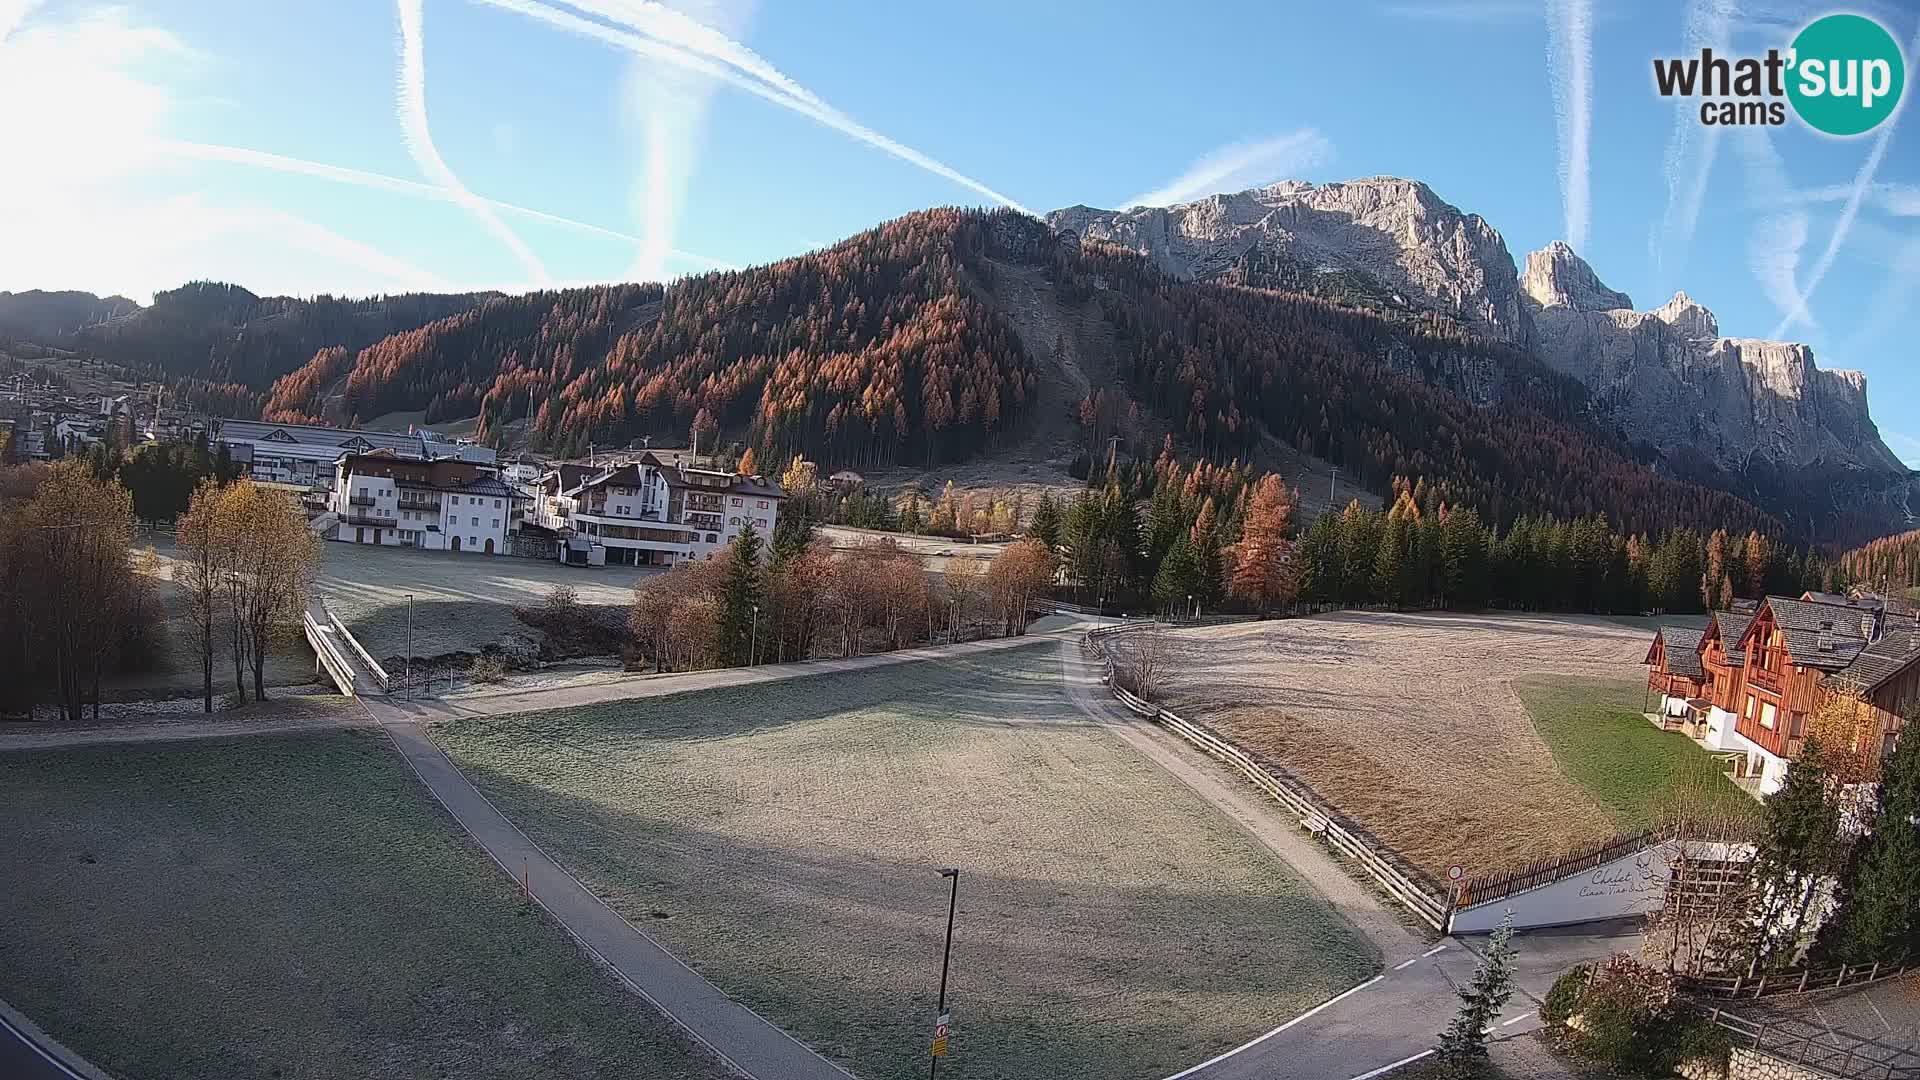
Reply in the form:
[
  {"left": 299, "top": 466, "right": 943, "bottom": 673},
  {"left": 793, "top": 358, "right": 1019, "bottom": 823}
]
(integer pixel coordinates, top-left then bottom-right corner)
[
  {"left": 1440, "top": 506, "right": 1490, "bottom": 609},
  {"left": 1030, "top": 492, "right": 1062, "bottom": 552},
  {"left": 1814, "top": 720, "right": 1920, "bottom": 965},
  {"left": 1189, "top": 496, "right": 1223, "bottom": 603},
  {"left": 716, "top": 524, "right": 765, "bottom": 667},
  {"left": 1726, "top": 740, "right": 1844, "bottom": 972},
  {"left": 1439, "top": 913, "right": 1516, "bottom": 1059},
  {"left": 1297, "top": 512, "right": 1341, "bottom": 603},
  {"left": 1152, "top": 533, "right": 1197, "bottom": 617},
  {"left": 1374, "top": 499, "right": 1412, "bottom": 607}
]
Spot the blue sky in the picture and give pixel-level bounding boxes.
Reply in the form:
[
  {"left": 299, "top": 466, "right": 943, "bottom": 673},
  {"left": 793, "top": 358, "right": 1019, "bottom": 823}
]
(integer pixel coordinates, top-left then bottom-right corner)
[{"left": 1, "top": 0, "right": 1915, "bottom": 462}]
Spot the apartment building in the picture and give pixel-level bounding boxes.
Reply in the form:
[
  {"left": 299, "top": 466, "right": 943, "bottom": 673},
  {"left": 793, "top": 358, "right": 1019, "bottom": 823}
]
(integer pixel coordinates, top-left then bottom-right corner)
[
  {"left": 218, "top": 419, "right": 495, "bottom": 491},
  {"left": 535, "top": 451, "right": 784, "bottom": 567},
  {"left": 327, "top": 449, "right": 523, "bottom": 554}
]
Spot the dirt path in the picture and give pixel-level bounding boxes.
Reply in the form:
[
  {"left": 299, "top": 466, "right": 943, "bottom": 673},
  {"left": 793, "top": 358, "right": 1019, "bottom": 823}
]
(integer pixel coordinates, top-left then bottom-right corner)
[
  {"left": 0, "top": 699, "right": 369, "bottom": 751},
  {"left": 1055, "top": 638, "right": 1424, "bottom": 963}
]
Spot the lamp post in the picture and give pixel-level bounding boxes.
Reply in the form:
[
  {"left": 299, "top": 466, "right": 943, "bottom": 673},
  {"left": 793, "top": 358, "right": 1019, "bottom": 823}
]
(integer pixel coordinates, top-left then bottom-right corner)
[
  {"left": 750, "top": 603, "right": 759, "bottom": 667},
  {"left": 1187, "top": 593, "right": 1193, "bottom": 623},
  {"left": 405, "top": 593, "right": 415, "bottom": 701},
  {"left": 929, "top": 868, "right": 959, "bottom": 1079}
]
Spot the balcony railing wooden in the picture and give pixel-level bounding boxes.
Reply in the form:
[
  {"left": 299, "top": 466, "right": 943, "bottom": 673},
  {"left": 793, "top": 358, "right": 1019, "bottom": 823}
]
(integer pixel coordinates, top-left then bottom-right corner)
[{"left": 1748, "top": 667, "right": 1784, "bottom": 694}]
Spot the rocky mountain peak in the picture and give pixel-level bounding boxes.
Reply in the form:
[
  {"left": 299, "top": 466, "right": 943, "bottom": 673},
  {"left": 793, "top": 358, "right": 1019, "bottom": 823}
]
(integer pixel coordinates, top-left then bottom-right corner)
[
  {"left": 1652, "top": 291, "right": 1718, "bottom": 340},
  {"left": 1520, "top": 241, "right": 1632, "bottom": 313},
  {"left": 1047, "top": 176, "right": 1527, "bottom": 343}
]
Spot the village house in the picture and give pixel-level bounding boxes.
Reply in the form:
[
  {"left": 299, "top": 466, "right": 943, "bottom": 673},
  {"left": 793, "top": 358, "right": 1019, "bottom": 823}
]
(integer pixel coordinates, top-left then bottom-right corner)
[
  {"left": 326, "top": 449, "right": 523, "bottom": 554},
  {"left": 532, "top": 451, "right": 785, "bottom": 568},
  {"left": 1645, "top": 592, "right": 1920, "bottom": 796},
  {"left": 1645, "top": 625, "right": 1707, "bottom": 720}
]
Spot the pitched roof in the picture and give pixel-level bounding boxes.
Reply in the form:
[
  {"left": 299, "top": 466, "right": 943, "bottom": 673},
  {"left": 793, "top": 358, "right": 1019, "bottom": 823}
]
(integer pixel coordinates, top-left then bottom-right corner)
[
  {"left": 1657, "top": 626, "right": 1705, "bottom": 679},
  {"left": 1711, "top": 611, "right": 1755, "bottom": 666},
  {"left": 1758, "top": 596, "right": 1873, "bottom": 671},
  {"left": 1826, "top": 625, "right": 1920, "bottom": 696}
]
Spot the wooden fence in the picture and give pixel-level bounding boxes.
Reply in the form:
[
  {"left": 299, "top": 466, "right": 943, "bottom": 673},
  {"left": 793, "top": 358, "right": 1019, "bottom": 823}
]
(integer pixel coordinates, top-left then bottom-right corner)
[
  {"left": 1682, "top": 959, "right": 1913, "bottom": 1001},
  {"left": 1082, "top": 625, "right": 1452, "bottom": 931}
]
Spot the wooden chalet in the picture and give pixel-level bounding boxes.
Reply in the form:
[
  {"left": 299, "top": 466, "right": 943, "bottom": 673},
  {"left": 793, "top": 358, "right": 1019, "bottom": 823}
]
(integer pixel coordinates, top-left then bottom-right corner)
[
  {"left": 1645, "top": 625, "right": 1707, "bottom": 718},
  {"left": 1693, "top": 610, "right": 1755, "bottom": 752},
  {"left": 1730, "top": 593, "right": 1917, "bottom": 793}
]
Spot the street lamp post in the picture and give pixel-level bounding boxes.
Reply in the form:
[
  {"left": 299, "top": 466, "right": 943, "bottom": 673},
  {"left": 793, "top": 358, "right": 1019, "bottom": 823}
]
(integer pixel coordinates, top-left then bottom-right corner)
[
  {"left": 405, "top": 593, "right": 415, "bottom": 701},
  {"left": 929, "top": 868, "right": 959, "bottom": 1079},
  {"left": 1187, "top": 593, "right": 1193, "bottom": 623},
  {"left": 750, "top": 603, "right": 759, "bottom": 667}
]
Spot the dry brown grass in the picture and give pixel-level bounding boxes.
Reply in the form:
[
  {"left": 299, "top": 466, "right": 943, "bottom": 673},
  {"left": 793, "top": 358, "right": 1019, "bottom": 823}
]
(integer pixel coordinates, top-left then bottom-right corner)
[{"left": 1131, "top": 611, "right": 1656, "bottom": 880}]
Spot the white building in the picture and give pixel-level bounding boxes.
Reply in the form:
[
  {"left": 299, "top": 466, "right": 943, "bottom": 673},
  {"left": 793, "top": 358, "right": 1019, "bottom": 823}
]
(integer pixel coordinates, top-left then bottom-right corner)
[
  {"left": 535, "top": 451, "right": 784, "bottom": 567},
  {"left": 326, "top": 449, "right": 523, "bottom": 555},
  {"left": 218, "top": 418, "right": 496, "bottom": 492}
]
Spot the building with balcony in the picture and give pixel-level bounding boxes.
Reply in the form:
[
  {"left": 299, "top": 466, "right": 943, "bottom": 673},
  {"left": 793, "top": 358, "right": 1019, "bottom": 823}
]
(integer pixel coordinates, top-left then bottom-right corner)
[
  {"left": 1728, "top": 593, "right": 1918, "bottom": 795},
  {"left": 534, "top": 451, "right": 785, "bottom": 567},
  {"left": 326, "top": 449, "right": 522, "bottom": 554},
  {"left": 218, "top": 418, "right": 496, "bottom": 492},
  {"left": 1645, "top": 625, "right": 1706, "bottom": 720}
]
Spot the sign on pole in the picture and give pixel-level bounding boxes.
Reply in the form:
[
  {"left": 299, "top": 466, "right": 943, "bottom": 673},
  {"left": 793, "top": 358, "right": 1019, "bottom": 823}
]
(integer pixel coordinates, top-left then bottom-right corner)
[{"left": 930, "top": 1013, "right": 951, "bottom": 1057}]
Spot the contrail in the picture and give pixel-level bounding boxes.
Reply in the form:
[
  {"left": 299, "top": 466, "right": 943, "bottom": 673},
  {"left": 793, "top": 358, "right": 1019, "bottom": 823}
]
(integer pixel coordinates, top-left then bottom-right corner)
[
  {"left": 1123, "top": 131, "right": 1334, "bottom": 208},
  {"left": 1651, "top": 0, "right": 1735, "bottom": 281},
  {"left": 472, "top": 0, "right": 1032, "bottom": 213},
  {"left": 152, "top": 139, "right": 739, "bottom": 269},
  {"left": 1545, "top": 0, "right": 1593, "bottom": 252},
  {"left": 0, "top": 0, "right": 43, "bottom": 42},
  {"left": 1770, "top": 18, "right": 1920, "bottom": 337},
  {"left": 396, "top": 0, "right": 549, "bottom": 283}
]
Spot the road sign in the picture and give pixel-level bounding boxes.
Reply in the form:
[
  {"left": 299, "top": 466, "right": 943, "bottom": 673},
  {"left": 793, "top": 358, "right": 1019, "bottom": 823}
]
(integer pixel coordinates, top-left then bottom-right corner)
[
  {"left": 930, "top": 1012, "right": 951, "bottom": 1057},
  {"left": 1448, "top": 864, "right": 1465, "bottom": 881}
]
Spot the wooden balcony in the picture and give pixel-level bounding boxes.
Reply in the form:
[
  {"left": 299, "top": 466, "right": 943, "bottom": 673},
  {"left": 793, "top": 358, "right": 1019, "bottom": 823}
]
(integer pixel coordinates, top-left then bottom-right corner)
[
  {"left": 348, "top": 493, "right": 377, "bottom": 507},
  {"left": 1748, "top": 666, "right": 1784, "bottom": 694}
]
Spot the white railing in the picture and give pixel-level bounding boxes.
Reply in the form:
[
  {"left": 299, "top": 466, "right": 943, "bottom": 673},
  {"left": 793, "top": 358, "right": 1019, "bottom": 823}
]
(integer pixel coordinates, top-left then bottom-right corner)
[
  {"left": 302, "top": 606, "right": 361, "bottom": 697},
  {"left": 323, "top": 601, "right": 390, "bottom": 693},
  {"left": 1083, "top": 626, "right": 1451, "bottom": 931}
]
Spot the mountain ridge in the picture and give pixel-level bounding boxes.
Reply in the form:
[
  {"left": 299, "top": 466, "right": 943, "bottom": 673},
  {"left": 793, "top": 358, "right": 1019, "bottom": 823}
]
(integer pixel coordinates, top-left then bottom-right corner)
[{"left": 1048, "top": 178, "right": 1914, "bottom": 542}]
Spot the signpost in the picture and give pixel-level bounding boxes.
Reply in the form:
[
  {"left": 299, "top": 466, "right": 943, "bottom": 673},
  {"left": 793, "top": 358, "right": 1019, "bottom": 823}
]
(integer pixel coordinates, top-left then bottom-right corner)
[{"left": 929, "top": 869, "right": 959, "bottom": 1078}]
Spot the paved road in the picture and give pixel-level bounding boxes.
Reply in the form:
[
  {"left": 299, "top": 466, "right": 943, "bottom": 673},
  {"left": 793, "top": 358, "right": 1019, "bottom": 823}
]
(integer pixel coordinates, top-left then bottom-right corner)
[
  {"left": 1059, "top": 637, "right": 1639, "bottom": 1080},
  {"left": 0, "top": 1000, "right": 104, "bottom": 1080}
]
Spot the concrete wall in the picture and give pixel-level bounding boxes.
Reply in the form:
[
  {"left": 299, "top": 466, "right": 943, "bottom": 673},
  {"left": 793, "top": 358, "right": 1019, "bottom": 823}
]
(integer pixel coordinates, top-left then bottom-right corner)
[{"left": 1450, "top": 839, "right": 1749, "bottom": 933}]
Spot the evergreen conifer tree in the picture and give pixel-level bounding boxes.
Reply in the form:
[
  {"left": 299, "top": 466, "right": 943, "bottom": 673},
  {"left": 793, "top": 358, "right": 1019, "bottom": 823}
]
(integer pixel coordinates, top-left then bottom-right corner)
[
  {"left": 1814, "top": 719, "right": 1920, "bottom": 965},
  {"left": 1439, "top": 913, "right": 1516, "bottom": 1060},
  {"left": 716, "top": 524, "right": 765, "bottom": 666}
]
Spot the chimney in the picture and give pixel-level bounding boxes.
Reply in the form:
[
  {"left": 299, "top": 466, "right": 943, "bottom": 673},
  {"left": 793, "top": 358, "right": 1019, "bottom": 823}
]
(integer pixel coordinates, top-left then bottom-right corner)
[{"left": 1817, "top": 630, "right": 1835, "bottom": 653}]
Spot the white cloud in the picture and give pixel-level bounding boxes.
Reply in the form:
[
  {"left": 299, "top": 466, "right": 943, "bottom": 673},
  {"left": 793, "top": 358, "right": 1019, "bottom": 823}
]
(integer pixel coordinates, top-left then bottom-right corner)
[
  {"left": 471, "top": 0, "right": 1031, "bottom": 213},
  {"left": 0, "top": 0, "right": 44, "bottom": 42},
  {"left": 1546, "top": 0, "right": 1594, "bottom": 251},
  {"left": 1121, "top": 131, "right": 1335, "bottom": 209},
  {"left": 396, "top": 0, "right": 548, "bottom": 284},
  {"left": 1768, "top": 181, "right": 1920, "bottom": 217}
]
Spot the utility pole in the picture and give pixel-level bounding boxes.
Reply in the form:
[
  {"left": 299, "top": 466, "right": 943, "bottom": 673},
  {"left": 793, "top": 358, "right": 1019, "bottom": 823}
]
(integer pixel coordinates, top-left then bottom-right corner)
[
  {"left": 929, "top": 868, "right": 959, "bottom": 1078},
  {"left": 1329, "top": 466, "right": 1338, "bottom": 508}
]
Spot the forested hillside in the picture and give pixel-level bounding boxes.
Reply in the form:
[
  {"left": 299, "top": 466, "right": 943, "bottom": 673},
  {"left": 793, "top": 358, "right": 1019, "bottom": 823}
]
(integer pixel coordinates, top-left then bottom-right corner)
[
  {"left": 266, "top": 209, "right": 1039, "bottom": 467},
  {"left": 65, "top": 282, "right": 490, "bottom": 388},
  {"left": 1839, "top": 529, "right": 1920, "bottom": 593}
]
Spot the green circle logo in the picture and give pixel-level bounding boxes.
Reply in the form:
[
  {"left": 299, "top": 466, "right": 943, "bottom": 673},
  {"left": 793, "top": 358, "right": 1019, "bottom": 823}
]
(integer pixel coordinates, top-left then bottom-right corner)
[{"left": 1787, "top": 14, "right": 1906, "bottom": 136}]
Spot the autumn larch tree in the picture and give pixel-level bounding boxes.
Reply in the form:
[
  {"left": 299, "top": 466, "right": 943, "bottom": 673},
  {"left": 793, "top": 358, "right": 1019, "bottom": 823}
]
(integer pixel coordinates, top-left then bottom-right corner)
[{"left": 1226, "top": 476, "right": 1298, "bottom": 610}]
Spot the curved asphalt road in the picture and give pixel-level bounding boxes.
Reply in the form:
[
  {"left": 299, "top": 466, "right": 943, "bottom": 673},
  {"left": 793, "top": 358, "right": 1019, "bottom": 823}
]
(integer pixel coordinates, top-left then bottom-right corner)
[{"left": 0, "top": 1001, "right": 98, "bottom": 1080}]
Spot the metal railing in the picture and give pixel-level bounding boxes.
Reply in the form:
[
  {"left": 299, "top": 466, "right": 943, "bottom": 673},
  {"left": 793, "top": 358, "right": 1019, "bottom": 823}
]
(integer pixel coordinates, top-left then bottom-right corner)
[
  {"left": 1690, "top": 1002, "right": 1920, "bottom": 1079},
  {"left": 1082, "top": 626, "right": 1451, "bottom": 931},
  {"left": 323, "top": 601, "right": 390, "bottom": 693}
]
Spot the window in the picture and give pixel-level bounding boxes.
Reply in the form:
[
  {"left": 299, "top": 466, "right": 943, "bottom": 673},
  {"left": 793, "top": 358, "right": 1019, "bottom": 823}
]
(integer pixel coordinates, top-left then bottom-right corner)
[
  {"left": 731, "top": 497, "right": 743, "bottom": 506},
  {"left": 493, "top": 499, "right": 502, "bottom": 509},
  {"left": 757, "top": 500, "right": 768, "bottom": 509},
  {"left": 450, "top": 496, "right": 460, "bottom": 505},
  {"left": 706, "top": 533, "right": 718, "bottom": 543},
  {"left": 471, "top": 516, "right": 480, "bottom": 527},
  {"left": 1789, "top": 712, "right": 1805, "bottom": 738},
  {"left": 491, "top": 519, "right": 499, "bottom": 528},
  {"left": 1760, "top": 702, "right": 1778, "bottom": 730}
]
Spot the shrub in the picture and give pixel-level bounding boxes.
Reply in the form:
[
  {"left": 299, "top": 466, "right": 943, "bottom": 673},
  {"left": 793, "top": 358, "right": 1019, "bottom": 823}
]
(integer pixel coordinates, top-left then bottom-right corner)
[
  {"left": 470, "top": 653, "right": 508, "bottom": 684},
  {"left": 544, "top": 584, "right": 580, "bottom": 615},
  {"left": 1554, "top": 953, "right": 1726, "bottom": 1078},
  {"left": 1540, "top": 963, "right": 1590, "bottom": 1025}
]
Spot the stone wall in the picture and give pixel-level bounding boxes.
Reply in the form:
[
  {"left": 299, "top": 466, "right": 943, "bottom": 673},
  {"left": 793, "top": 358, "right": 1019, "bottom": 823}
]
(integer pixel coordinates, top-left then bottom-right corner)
[{"left": 1726, "top": 1047, "right": 1830, "bottom": 1080}]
